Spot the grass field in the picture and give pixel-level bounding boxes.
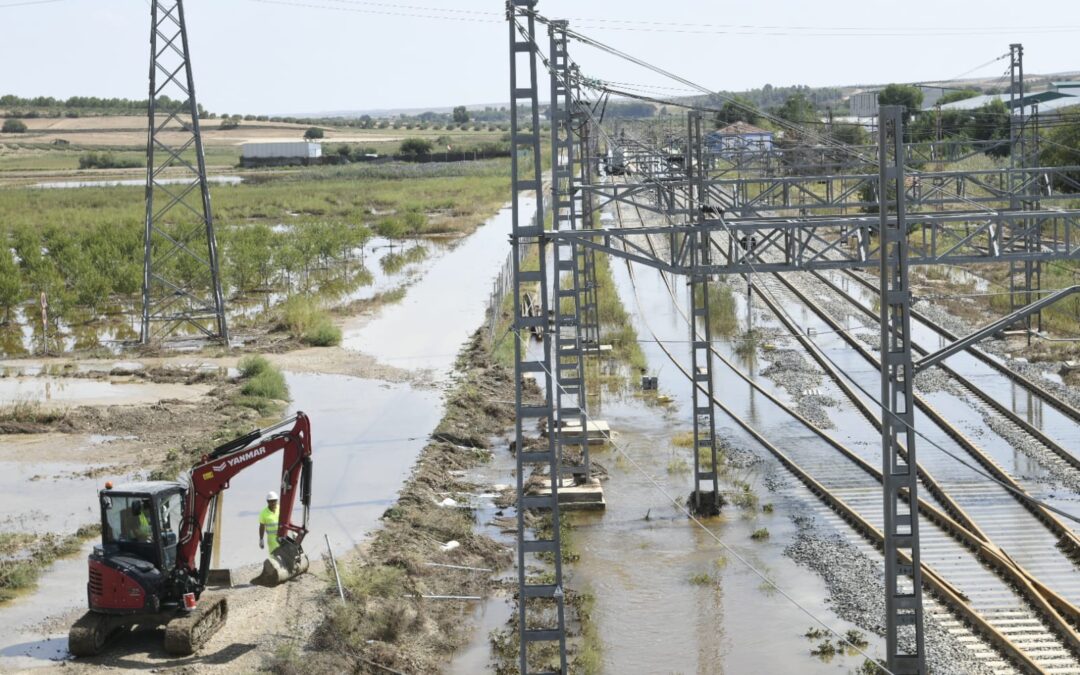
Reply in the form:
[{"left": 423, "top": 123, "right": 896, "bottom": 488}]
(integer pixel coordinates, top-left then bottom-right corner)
[{"left": 0, "top": 116, "right": 508, "bottom": 175}]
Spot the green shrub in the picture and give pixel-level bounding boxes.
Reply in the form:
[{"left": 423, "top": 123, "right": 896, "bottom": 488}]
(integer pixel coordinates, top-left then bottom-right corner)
[
  {"left": 78, "top": 151, "right": 141, "bottom": 170},
  {"left": 241, "top": 368, "right": 288, "bottom": 400},
  {"left": 1, "top": 119, "right": 27, "bottom": 133},
  {"left": 304, "top": 318, "right": 341, "bottom": 346},
  {"left": 375, "top": 217, "right": 406, "bottom": 240},
  {"left": 238, "top": 354, "right": 271, "bottom": 378},
  {"left": 750, "top": 528, "right": 770, "bottom": 541},
  {"left": 400, "top": 137, "right": 433, "bottom": 157},
  {"left": 277, "top": 295, "right": 340, "bottom": 346}
]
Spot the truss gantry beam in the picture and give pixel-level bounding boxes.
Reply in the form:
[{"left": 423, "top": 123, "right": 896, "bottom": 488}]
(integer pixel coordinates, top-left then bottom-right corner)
[{"left": 141, "top": 0, "right": 227, "bottom": 344}]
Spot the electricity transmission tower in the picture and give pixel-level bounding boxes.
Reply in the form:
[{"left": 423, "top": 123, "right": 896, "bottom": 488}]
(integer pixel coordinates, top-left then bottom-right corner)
[{"left": 141, "top": 0, "right": 228, "bottom": 344}]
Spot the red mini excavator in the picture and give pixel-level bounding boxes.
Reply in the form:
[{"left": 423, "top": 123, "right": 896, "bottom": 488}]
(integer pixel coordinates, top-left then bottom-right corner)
[{"left": 68, "top": 413, "right": 313, "bottom": 657}]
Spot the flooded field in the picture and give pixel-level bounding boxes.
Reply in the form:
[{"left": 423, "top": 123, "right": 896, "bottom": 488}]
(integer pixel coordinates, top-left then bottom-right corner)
[{"left": 0, "top": 200, "right": 524, "bottom": 671}]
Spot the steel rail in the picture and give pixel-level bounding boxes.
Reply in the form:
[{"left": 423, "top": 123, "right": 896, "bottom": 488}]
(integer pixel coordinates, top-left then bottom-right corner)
[
  {"left": 832, "top": 266, "right": 1080, "bottom": 425},
  {"left": 773, "top": 272, "right": 1080, "bottom": 562}
]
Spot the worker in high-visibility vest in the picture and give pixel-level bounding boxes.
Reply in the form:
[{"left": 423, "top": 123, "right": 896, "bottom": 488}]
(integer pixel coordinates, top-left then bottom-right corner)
[
  {"left": 258, "top": 491, "right": 280, "bottom": 554},
  {"left": 125, "top": 499, "right": 153, "bottom": 542}
]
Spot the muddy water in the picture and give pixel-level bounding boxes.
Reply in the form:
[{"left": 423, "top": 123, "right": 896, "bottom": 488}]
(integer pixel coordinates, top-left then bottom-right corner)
[
  {"left": 213, "top": 372, "right": 443, "bottom": 567},
  {"left": 556, "top": 256, "right": 879, "bottom": 673},
  {"left": 0, "top": 376, "right": 210, "bottom": 408},
  {"left": 344, "top": 199, "right": 534, "bottom": 380}
]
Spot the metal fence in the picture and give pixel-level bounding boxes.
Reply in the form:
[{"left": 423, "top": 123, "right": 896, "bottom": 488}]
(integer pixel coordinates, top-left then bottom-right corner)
[{"left": 486, "top": 197, "right": 547, "bottom": 345}]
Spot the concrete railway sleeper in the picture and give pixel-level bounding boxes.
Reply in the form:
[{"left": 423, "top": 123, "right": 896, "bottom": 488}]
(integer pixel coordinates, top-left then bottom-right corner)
[
  {"left": 622, "top": 259, "right": 1072, "bottom": 674},
  {"left": 611, "top": 198, "right": 1080, "bottom": 671}
]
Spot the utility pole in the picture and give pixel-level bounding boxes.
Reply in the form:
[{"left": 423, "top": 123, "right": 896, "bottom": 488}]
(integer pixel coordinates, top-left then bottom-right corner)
[
  {"left": 142, "top": 0, "right": 228, "bottom": 345},
  {"left": 878, "top": 105, "right": 927, "bottom": 675}
]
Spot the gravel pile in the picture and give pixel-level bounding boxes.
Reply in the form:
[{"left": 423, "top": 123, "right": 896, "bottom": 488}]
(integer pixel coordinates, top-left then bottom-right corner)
[
  {"left": 785, "top": 515, "right": 997, "bottom": 675},
  {"left": 762, "top": 349, "right": 836, "bottom": 429}
]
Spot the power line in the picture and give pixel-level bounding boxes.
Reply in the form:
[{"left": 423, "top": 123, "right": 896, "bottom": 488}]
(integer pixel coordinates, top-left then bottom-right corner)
[
  {"left": 0, "top": 0, "right": 72, "bottom": 7},
  {"left": 244, "top": 0, "right": 499, "bottom": 23}
]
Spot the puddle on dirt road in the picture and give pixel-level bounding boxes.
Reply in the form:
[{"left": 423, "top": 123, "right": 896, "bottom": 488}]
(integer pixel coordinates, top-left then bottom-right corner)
[
  {"left": 0, "top": 460, "right": 115, "bottom": 535},
  {"left": 343, "top": 199, "right": 533, "bottom": 380}
]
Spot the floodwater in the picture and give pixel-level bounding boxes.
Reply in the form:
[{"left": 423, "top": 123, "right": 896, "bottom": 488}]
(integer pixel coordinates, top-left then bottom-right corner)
[
  {"left": 0, "top": 376, "right": 210, "bottom": 408},
  {"left": 343, "top": 198, "right": 533, "bottom": 380},
  {"left": 34, "top": 176, "right": 243, "bottom": 189},
  {"left": 0, "top": 200, "right": 525, "bottom": 670},
  {"left": 451, "top": 223, "right": 883, "bottom": 672},
  {"left": 558, "top": 255, "right": 879, "bottom": 674}
]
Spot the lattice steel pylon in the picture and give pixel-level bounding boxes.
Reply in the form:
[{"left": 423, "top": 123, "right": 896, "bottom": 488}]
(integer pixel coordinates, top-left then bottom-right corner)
[
  {"left": 508, "top": 2, "right": 569, "bottom": 673},
  {"left": 141, "top": 0, "right": 228, "bottom": 344},
  {"left": 687, "top": 111, "right": 721, "bottom": 516},
  {"left": 877, "top": 105, "right": 927, "bottom": 674}
]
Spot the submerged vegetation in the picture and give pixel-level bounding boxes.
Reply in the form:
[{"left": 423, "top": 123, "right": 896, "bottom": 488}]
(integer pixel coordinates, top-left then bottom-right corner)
[
  {"left": 0, "top": 159, "right": 509, "bottom": 355},
  {"left": 0, "top": 525, "right": 100, "bottom": 603}
]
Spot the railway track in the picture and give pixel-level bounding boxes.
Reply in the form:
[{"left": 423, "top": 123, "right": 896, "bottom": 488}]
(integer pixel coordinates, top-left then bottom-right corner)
[
  {"left": 806, "top": 267, "right": 1080, "bottom": 476},
  {"left": 610, "top": 198, "right": 1080, "bottom": 673}
]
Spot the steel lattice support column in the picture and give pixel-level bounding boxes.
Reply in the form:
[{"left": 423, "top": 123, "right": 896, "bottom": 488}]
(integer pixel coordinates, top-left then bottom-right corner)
[
  {"left": 1008, "top": 43, "right": 1042, "bottom": 340},
  {"left": 508, "top": 2, "right": 568, "bottom": 672},
  {"left": 878, "top": 105, "right": 927, "bottom": 675},
  {"left": 549, "top": 20, "right": 590, "bottom": 484},
  {"left": 687, "top": 111, "right": 720, "bottom": 516},
  {"left": 575, "top": 103, "right": 602, "bottom": 355},
  {"left": 141, "top": 0, "right": 228, "bottom": 344}
]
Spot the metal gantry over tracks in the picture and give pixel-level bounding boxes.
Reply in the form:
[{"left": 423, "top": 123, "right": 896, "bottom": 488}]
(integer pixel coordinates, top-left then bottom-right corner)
[{"left": 507, "top": 3, "right": 1080, "bottom": 672}]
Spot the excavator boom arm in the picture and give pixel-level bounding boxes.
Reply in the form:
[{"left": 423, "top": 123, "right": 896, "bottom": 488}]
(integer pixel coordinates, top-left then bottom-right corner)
[{"left": 177, "top": 412, "right": 312, "bottom": 574}]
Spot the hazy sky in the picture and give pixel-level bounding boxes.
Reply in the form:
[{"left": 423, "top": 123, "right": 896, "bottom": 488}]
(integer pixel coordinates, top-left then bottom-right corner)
[{"left": 2, "top": 0, "right": 1079, "bottom": 115}]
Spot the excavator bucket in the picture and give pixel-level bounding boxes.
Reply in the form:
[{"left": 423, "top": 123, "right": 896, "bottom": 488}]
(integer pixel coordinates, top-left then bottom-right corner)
[{"left": 251, "top": 539, "right": 309, "bottom": 587}]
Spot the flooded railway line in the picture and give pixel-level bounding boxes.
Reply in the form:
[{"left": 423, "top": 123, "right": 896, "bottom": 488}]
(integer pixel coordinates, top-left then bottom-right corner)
[{"left": 609, "top": 199, "right": 1080, "bottom": 673}]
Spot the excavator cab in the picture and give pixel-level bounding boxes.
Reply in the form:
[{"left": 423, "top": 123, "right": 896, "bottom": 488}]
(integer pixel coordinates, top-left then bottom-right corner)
[
  {"left": 99, "top": 485, "right": 183, "bottom": 573},
  {"left": 90, "top": 483, "right": 188, "bottom": 615}
]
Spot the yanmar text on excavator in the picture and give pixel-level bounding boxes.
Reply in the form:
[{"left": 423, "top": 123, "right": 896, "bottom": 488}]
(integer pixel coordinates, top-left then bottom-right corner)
[{"left": 68, "top": 413, "right": 314, "bottom": 657}]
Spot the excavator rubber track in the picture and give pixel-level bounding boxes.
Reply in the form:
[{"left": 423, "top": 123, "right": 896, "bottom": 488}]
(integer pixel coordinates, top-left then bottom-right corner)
[
  {"left": 163, "top": 594, "right": 228, "bottom": 656},
  {"left": 68, "top": 611, "right": 130, "bottom": 657}
]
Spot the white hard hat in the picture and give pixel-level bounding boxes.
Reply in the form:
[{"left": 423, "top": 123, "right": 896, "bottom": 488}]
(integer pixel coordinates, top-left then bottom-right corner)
[{"left": 266, "top": 491, "right": 279, "bottom": 501}]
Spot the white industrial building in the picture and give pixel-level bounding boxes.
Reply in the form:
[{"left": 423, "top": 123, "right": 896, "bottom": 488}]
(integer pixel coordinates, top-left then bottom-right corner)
[{"left": 240, "top": 142, "right": 322, "bottom": 166}]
